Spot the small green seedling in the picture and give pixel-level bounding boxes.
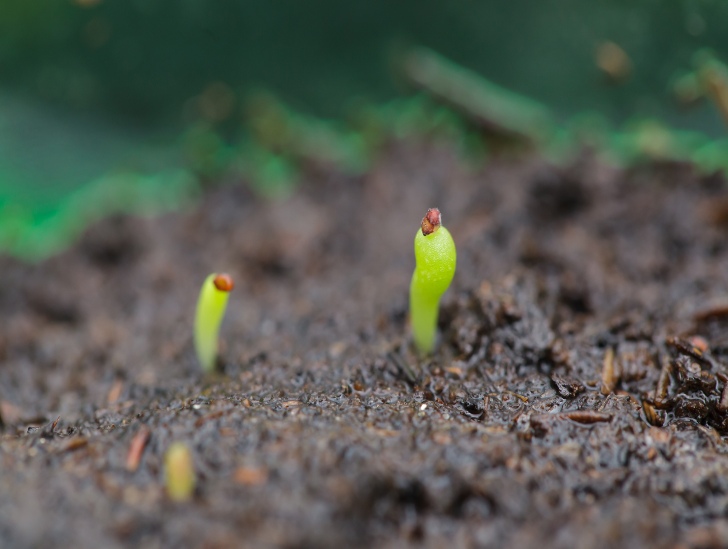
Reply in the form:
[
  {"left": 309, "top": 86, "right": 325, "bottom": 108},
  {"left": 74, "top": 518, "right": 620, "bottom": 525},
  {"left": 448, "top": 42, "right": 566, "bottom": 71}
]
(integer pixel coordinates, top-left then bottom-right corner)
[
  {"left": 409, "top": 208, "right": 457, "bottom": 354},
  {"left": 164, "top": 442, "right": 195, "bottom": 502},
  {"left": 194, "top": 273, "right": 234, "bottom": 372}
]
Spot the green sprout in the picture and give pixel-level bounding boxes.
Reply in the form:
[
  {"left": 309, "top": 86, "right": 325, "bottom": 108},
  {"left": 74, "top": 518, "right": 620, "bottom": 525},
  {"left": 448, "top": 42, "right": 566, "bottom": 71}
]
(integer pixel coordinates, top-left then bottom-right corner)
[
  {"left": 164, "top": 442, "right": 196, "bottom": 502},
  {"left": 409, "top": 208, "right": 457, "bottom": 354},
  {"left": 194, "top": 273, "right": 234, "bottom": 372}
]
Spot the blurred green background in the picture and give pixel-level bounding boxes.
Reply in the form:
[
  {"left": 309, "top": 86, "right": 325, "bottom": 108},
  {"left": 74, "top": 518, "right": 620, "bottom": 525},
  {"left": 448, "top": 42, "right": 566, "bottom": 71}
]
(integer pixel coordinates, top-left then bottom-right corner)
[{"left": 2, "top": 0, "right": 727, "bottom": 259}]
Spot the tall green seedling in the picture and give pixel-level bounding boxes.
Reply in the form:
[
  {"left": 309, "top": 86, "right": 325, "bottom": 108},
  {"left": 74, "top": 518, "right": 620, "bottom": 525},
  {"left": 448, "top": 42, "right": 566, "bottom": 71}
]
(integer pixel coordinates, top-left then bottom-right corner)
[
  {"left": 409, "top": 208, "right": 457, "bottom": 354},
  {"left": 194, "top": 273, "right": 233, "bottom": 372}
]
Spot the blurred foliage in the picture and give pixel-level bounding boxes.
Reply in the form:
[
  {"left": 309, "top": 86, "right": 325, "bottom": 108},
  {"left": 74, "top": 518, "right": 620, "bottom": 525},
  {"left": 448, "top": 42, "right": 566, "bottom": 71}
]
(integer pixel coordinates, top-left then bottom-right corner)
[
  {"left": 3, "top": 0, "right": 728, "bottom": 127},
  {"left": 0, "top": 169, "right": 196, "bottom": 260},
  {"left": 2, "top": 0, "right": 728, "bottom": 259}
]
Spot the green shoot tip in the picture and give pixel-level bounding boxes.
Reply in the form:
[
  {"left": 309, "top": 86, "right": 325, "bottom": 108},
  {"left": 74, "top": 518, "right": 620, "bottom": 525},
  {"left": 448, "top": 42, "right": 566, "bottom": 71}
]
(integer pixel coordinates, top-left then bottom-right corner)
[{"left": 194, "top": 272, "right": 234, "bottom": 372}]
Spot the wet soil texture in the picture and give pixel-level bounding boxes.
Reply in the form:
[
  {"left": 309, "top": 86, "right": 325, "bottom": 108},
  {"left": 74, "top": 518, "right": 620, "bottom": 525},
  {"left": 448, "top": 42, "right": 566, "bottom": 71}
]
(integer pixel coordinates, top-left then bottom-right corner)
[{"left": 2, "top": 142, "right": 728, "bottom": 548}]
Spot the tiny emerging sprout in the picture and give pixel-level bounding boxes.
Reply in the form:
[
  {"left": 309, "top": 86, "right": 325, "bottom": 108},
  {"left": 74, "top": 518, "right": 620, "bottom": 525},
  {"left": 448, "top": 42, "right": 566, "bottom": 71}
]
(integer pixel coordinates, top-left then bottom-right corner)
[
  {"left": 409, "top": 208, "right": 457, "bottom": 355},
  {"left": 194, "top": 273, "right": 234, "bottom": 373},
  {"left": 164, "top": 442, "right": 195, "bottom": 502}
]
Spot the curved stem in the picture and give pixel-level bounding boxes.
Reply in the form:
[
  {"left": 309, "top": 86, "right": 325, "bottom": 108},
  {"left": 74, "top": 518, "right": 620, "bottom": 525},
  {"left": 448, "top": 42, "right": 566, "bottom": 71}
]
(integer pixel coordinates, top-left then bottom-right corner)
[{"left": 194, "top": 273, "right": 233, "bottom": 372}]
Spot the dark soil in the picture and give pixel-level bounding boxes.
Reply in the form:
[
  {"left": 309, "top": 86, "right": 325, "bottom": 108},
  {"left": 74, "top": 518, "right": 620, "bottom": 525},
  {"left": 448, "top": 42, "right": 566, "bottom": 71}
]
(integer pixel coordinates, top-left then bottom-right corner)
[{"left": 2, "top": 141, "right": 728, "bottom": 549}]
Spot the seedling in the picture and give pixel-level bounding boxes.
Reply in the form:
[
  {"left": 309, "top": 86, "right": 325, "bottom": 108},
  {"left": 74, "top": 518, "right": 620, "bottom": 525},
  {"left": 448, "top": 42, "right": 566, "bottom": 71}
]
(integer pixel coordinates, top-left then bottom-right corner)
[
  {"left": 164, "top": 442, "right": 195, "bottom": 502},
  {"left": 409, "top": 208, "right": 457, "bottom": 354},
  {"left": 194, "top": 273, "right": 234, "bottom": 372}
]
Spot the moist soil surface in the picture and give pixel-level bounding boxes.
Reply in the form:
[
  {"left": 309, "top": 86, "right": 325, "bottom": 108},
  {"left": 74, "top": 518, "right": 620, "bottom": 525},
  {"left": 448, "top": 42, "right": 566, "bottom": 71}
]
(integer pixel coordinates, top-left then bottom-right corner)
[{"left": 2, "top": 141, "right": 728, "bottom": 549}]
